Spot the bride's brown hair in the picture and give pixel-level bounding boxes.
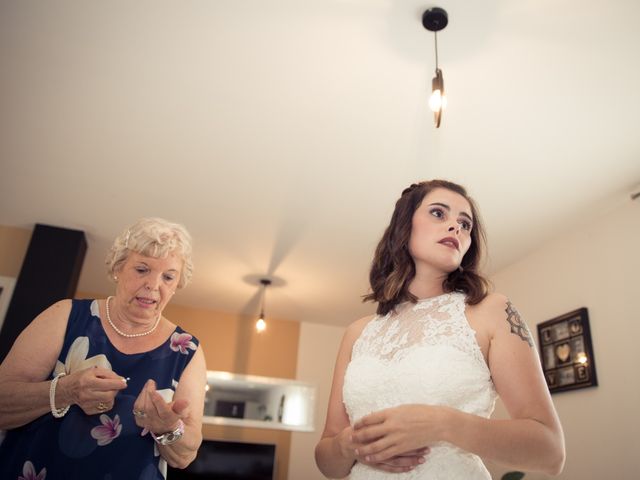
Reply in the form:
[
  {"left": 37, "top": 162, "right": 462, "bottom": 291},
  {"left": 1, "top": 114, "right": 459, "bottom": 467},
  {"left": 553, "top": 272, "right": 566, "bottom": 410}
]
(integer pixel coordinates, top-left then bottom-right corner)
[{"left": 363, "top": 180, "right": 490, "bottom": 315}]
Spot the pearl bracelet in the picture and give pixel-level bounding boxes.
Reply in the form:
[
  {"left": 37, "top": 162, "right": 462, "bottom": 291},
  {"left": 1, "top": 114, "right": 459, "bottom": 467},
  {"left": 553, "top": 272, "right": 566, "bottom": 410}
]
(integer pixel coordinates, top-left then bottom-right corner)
[{"left": 50, "top": 372, "right": 70, "bottom": 418}]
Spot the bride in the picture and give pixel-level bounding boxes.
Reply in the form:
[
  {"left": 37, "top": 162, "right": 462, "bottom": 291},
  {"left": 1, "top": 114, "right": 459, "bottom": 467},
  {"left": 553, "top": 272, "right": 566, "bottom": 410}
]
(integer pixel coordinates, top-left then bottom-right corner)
[{"left": 315, "top": 180, "right": 565, "bottom": 479}]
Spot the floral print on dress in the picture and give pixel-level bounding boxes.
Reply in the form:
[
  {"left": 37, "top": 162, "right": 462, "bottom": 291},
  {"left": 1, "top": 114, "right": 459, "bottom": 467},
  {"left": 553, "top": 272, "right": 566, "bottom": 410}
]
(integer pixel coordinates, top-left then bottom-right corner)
[
  {"left": 169, "top": 332, "right": 196, "bottom": 354},
  {"left": 18, "top": 461, "right": 46, "bottom": 480},
  {"left": 90, "top": 414, "right": 122, "bottom": 446},
  {"left": 54, "top": 336, "right": 111, "bottom": 376},
  {"left": 89, "top": 299, "right": 100, "bottom": 318}
]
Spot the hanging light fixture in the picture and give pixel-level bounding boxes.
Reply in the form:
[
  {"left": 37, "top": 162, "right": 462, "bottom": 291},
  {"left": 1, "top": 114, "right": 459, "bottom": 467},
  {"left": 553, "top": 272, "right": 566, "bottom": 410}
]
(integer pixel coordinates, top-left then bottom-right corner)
[
  {"left": 422, "top": 7, "right": 448, "bottom": 128},
  {"left": 256, "top": 278, "right": 272, "bottom": 333}
]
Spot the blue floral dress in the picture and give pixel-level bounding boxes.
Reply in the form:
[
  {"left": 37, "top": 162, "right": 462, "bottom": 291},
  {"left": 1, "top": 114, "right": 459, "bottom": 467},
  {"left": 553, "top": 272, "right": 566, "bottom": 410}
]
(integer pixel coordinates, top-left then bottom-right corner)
[{"left": 0, "top": 299, "right": 199, "bottom": 480}]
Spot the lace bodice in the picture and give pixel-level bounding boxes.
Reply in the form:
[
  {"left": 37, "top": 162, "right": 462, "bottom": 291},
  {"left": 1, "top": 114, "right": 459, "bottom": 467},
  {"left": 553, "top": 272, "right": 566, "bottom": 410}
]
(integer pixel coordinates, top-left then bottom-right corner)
[{"left": 343, "top": 292, "right": 497, "bottom": 479}]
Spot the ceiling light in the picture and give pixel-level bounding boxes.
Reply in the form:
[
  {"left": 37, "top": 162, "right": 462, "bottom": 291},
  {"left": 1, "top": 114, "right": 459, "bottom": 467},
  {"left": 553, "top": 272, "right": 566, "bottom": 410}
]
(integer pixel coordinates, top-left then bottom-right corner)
[
  {"left": 422, "top": 7, "right": 449, "bottom": 128},
  {"left": 256, "top": 278, "right": 272, "bottom": 333}
]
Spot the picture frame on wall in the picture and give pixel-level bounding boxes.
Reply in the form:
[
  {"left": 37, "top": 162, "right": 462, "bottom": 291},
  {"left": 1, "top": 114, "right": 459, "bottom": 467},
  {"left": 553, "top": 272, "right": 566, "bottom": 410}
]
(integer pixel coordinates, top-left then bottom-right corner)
[
  {"left": 0, "top": 276, "right": 17, "bottom": 333},
  {"left": 537, "top": 307, "right": 598, "bottom": 394}
]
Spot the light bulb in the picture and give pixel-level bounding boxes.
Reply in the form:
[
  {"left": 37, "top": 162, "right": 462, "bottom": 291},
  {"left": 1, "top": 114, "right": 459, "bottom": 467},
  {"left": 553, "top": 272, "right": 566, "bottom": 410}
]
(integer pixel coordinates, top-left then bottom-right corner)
[
  {"left": 256, "top": 318, "right": 266, "bottom": 332},
  {"left": 429, "top": 90, "right": 447, "bottom": 112}
]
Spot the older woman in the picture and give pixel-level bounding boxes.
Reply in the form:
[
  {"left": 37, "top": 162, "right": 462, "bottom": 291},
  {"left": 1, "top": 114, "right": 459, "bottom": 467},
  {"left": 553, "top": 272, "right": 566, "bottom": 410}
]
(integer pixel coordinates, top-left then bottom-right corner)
[{"left": 0, "top": 217, "right": 206, "bottom": 480}]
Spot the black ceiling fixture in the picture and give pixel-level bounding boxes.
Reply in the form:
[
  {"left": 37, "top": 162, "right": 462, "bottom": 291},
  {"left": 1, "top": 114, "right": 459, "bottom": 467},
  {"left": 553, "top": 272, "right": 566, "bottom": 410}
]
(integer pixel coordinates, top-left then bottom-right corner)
[
  {"left": 422, "top": 7, "right": 449, "bottom": 128},
  {"left": 255, "top": 278, "right": 271, "bottom": 333}
]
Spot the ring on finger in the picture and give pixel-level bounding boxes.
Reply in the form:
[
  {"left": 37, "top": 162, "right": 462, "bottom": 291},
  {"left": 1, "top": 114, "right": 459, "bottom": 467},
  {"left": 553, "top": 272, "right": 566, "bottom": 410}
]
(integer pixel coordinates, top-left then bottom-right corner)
[
  {"left": 133, "top": 409, "right": 147, "bottom": 418},
  {"left": 97, "top": 402, "right": 108, "bottom": 412}
]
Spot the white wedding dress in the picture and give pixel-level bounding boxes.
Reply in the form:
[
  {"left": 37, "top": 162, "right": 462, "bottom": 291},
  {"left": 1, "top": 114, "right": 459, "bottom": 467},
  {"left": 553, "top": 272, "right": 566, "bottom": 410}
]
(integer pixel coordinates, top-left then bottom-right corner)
[{"left": 343, "top": 292, "right": 497, "bottom": 479}]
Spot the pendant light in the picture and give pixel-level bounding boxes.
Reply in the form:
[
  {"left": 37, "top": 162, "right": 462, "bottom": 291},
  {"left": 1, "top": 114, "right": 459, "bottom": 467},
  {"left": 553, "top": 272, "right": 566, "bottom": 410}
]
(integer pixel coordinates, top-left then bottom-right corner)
[
  {"left": 422, "top": 7, "right": 448, "bottom": 128},
  {"left": 256, "top": 278, "right": 271, "bottom": 333}
]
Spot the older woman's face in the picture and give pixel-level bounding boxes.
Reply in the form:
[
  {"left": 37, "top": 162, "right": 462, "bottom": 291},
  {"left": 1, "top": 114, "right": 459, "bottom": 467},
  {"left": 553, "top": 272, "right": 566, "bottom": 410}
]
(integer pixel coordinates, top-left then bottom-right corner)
[{"left": 114, "top": 250, "right": 183, "bottom": 321}]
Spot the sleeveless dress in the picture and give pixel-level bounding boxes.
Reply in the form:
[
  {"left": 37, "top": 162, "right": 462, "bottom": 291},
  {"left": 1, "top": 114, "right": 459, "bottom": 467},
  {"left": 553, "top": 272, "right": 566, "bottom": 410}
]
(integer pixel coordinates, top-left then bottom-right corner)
[
  {"left": 343, "top": 292, "right": 497, "bottom": 479},
  {"left": 0, "top": 299, "right": 199, "bottom": 480}
]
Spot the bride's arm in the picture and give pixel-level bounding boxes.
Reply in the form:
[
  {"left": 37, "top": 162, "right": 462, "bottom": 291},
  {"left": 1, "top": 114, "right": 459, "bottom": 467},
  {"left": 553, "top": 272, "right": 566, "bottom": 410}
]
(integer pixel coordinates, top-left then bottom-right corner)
[
  {"left": 449, "top": 293, "right": 565, "bottom": 473},
  {"left": 314, "top": 318, "right": 366, "bottom": 478}
]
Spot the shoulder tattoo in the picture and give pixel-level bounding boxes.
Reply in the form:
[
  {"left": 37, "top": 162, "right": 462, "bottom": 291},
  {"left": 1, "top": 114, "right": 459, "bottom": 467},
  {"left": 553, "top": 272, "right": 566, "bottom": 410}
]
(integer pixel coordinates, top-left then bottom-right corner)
[{"left": 505, "top": 300, "right": 533, "bottom": 348}]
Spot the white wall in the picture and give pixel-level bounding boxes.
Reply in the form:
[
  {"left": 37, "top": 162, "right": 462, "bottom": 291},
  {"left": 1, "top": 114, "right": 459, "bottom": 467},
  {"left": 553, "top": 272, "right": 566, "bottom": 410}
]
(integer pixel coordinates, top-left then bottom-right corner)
[
  {"left": 485, "top": 196, "right": 640, "bottom": 479},
  {"left": 289, "top": 321, "right": 345, "bottom": 480}
]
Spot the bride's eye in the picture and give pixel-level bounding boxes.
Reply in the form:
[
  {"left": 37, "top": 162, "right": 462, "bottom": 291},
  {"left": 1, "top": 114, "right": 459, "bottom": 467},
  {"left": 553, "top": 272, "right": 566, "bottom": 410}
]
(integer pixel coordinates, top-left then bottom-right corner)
[
  {"left": 460, "top": 219, "right": 473, "bottom": 231},
  {"left": 429, "top": 208, "right": 445, "bottom": 219}
]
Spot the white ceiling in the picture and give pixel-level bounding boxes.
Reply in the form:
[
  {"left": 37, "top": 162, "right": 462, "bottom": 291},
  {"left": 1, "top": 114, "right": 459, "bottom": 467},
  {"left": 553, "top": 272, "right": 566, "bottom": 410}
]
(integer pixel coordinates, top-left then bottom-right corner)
[{"left": 1, "top": 1, "right": 639, "bottom": 327}]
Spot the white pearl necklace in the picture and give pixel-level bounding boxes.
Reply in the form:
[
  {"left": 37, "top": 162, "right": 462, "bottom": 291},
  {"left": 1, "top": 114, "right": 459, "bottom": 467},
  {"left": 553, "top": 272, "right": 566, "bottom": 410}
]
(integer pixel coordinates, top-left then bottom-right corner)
[{"left": 105, "top": 296, "right": 161, "bottom": 338}]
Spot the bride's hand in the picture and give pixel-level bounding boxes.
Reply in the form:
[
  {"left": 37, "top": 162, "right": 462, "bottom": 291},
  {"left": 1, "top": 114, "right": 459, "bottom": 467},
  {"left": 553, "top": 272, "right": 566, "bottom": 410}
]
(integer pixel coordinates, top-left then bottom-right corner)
[
  {"left": 353, "top": 404, "right": 447, "bottom": 463},
  {"left": 360, "top": 447, "right": 430, "bottom": 473}
]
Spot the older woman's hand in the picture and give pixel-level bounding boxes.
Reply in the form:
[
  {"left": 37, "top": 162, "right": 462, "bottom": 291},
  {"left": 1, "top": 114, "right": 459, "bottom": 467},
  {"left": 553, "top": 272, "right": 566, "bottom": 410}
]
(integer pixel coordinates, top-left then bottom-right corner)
[
  {"left": 132, "top": 379, "right": 189, "bottom": 436},
  {"left": 65, "top": 366, "right": 128, "bottom": 415}
]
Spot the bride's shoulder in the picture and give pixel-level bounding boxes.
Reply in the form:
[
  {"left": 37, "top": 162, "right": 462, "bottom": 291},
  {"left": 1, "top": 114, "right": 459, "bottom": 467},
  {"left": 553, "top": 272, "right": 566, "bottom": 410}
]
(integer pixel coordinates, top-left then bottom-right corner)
[
  {"left": 466, "top": 292, "right": 511, "bottom": 328},
  {"left": 475, "top": 292, "right": 510, "bottom": 310},
  {"left": 343, "top": 314, "right": 377, "bottom": 342}
]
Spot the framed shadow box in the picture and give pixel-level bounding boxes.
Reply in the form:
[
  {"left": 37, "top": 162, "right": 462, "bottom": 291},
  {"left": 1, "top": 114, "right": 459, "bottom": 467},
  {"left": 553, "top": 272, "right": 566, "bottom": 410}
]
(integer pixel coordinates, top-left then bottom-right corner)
[{"left": 537, "top": 307, "right": 598, "bottom": 394}]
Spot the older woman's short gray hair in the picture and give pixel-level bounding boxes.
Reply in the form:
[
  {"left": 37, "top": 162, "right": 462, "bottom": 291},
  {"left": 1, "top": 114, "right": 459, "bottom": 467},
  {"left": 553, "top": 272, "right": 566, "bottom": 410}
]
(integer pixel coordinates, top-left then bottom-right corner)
[{"left": 105, "top": 217, "right": 194, "bottom": 288}]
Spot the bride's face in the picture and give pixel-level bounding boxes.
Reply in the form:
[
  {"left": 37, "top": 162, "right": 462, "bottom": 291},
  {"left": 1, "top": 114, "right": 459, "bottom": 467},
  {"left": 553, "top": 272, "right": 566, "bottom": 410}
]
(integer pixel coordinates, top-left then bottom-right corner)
[{"left": 408, "top": 188, "right": 473, "bottom": 274}]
